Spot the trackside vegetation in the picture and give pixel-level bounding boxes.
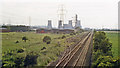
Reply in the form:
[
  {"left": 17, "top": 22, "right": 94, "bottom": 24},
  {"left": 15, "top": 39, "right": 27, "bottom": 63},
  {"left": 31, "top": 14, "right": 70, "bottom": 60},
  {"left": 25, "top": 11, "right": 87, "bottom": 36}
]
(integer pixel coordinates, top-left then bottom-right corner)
[
  {"left": 2, "top": 32, "right": 84, "bottom": 67},
  {"left": 91, "top": 31, "right": 120, "bottom": 67}
]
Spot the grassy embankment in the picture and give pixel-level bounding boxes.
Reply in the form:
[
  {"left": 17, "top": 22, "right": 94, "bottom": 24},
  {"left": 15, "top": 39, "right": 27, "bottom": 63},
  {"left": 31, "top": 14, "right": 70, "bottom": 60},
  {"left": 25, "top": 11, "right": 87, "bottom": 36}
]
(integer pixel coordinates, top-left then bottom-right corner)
[{"left": 2, "top": 32, "right": 83, "bottom": 66}]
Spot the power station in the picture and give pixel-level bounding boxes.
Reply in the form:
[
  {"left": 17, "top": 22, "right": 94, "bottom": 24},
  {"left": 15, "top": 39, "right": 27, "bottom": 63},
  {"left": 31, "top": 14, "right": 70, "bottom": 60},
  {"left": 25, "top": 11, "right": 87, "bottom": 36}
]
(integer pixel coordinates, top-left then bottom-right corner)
[
  {"left": 47, "top": 14, "right": 82, "bottom": 30},
  {"left": 57, "top": 5, "right": 82, "bottom": 29},
  {"left": 38, "top": 4, "right": 82, "bottom": 34}
]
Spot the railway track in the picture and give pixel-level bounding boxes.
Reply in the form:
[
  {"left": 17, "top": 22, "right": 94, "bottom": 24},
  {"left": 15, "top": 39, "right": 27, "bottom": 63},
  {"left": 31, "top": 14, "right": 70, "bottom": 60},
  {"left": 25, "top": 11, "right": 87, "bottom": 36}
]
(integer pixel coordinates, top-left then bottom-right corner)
[
  {"left": 53, "top": 32, "right": 92, "bottom": 68},
  {"left": 60, "top": 32, "right": 90, "bottom": 59}
]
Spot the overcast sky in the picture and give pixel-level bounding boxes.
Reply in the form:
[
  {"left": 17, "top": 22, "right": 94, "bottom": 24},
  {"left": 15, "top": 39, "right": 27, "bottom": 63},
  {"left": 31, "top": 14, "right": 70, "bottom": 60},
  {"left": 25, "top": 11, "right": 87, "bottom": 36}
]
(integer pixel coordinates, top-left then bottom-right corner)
[{"left": 0, "top": 0, "right": 119, "bottom": 29}]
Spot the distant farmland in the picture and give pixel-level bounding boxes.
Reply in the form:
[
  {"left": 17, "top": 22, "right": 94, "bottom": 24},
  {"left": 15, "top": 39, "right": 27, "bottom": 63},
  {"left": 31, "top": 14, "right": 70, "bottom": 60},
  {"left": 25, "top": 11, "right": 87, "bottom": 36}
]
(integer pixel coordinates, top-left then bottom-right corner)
[{"left": 106, "top": 32, "right": 119, "bottom": 57}]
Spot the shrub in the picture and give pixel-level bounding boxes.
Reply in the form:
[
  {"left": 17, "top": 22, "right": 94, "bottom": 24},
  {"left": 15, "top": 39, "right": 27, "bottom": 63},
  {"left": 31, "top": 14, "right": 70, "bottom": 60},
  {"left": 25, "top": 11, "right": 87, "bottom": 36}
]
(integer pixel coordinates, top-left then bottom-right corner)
[
  {"left": 70, "top": 33, "right": 73, "bottom": 35},
  {"left": 93, "top": 31, "right": 112, "bottom": 53},
  {"left": 17, "top": 49, "right": 24, "bottom": 53},
  {"left": 61, "top": 35, "right": 66, "bottom": 39},
  {"left": 24, "top": 54, "right": 38, "bottom": 67},
  {"left": 14, "top": 57, "right": 24, "bottom": 67},
  {"left": 72, "top": 32, "right": 76, "bottom": 35},
  {"left": 57, "top": 37, "right": 61, "bottom": 39},
  {"left": 22, "top": 36, "right": 28, "bottom": 42},
  {"left": 91, "top": 31, "right": 117, "bottom": 67},
  {"left": 2, "top": 50, "right": 24, "bottom": 67},
  {"left": 47, "top": 41, "right": 51, "bottom": 44},
  {"left": 41, "top": 47, "right": 46, "bottom": 50},
  {"left": 43, "top": 36, "right": 51, "bottom": 44},
  {"left": 92, "top": 56, "right": 120, "bottom": 67},
  {"left": 15, "top": 41, "right": 19, "bottom": 43}
]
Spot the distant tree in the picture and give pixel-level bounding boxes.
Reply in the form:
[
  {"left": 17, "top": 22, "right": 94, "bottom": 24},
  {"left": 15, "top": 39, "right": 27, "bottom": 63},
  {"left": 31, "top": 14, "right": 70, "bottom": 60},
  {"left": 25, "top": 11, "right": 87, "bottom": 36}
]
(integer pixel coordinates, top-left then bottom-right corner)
[
  {"left": 93, "top": 29, "right": 96, "bottom": 33},
  {"left": 22, "top": 36, "right": 28, "bottom": 42},
  {"left": 43, "top": 36, "right": 51, "bottom": 44},
  {"left": 7, "top": 26, "right": 11, "bottom": 30}
]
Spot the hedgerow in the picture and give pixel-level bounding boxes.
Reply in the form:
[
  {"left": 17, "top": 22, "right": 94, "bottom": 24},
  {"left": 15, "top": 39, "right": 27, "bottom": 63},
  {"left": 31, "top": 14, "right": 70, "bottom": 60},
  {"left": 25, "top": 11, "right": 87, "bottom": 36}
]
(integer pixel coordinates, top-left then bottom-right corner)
[{"left": 92, "top": 31, "right": 119, "bottom": 67}]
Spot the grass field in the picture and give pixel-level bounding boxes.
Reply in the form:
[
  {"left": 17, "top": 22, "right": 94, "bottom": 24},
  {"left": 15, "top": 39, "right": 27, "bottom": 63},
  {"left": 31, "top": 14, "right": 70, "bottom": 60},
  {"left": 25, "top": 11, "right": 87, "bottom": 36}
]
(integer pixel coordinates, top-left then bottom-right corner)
[
  {"left": 106, "top": 32, "right": 119, "bottom": 57},
  {"left": 2, "top": 32, "right": 84, "bottom": 66}
]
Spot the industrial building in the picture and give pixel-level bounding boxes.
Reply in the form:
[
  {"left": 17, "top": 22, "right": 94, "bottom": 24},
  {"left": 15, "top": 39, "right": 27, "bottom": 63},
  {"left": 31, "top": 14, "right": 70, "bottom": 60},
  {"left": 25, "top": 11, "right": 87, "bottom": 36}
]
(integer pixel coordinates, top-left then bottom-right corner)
[
  {"left": 36, "top": 28, "right": 74, "bottom": 34},
  {"left": 63, "top": 20, "right": 73, "bottom": 29},
  {"left": 58, "top": 14, "right": 82, "bottom": 29},
  {"left": 74, "top": 15, "right": 82, "bottom": 28},
  {"left": 36, "top": 14, "right": 82, "bottom": 34},
  {"left": 47, "top": 20, "right": 52, "bottom": 29},
  {"left": 36, "top": 4, "right": 82, "bottom": 34},
  {"left": 0, "top": 28, "right": 10, "bottom": 32},
  {"left": 2, "top": 25, "right": 30, "bottom": 32},
  {"left": 36, "top": 28, "right": 51, "bottom": 33}
]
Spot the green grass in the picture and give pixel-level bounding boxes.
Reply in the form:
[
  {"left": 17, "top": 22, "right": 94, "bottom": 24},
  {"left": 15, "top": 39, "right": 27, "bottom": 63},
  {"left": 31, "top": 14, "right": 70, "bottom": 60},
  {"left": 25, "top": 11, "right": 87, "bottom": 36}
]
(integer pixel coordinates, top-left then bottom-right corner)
[
  {"left": 2, "top": 32, "right": 65, "bottom": 66},
  {"left": 106, "top": 32, "right": 119, "bottom": 57},
  {"left": 2, "top": 32, "right": 84, "bottom": 66}
]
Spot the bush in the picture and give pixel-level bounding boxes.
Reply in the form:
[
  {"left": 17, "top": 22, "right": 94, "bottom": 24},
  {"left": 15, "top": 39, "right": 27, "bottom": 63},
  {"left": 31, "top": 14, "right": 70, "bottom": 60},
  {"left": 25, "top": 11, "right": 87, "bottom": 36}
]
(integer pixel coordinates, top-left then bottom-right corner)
[
  {"left": 43, "top": 36, "right": 51, "bottom": 44},
  {"left": 14, "top": 57, "right": 24, "bottom": 67},
  {"left": 47, "top": 41, "right": 51, "bottom": 44},
  {"left": 93, "top": 31, "right": 112, "bottom": 53},
  {"left": 92, "top": 56, "right": 120, "bottom": 67},
  {"left": 72, "top": 32, "right": 76, "bottom": 35},
  {"left": 24, "top": 54, "right": 38, "bottom": 67},
  {"left": 17, "top": 49, "right": 24, "bottom": 53},
  {"left": 61, "top": 35, "right": 66, "bottom": 39},
  {"left": 70, "top": 33, "right": 73, "bottom": 35},
  {"left": 57, "top": 37, "right": 61, "bottom": 39},
  {"left": 22, "top": 36, "right": 28, "bottom": 42},
  {"left": 41, "top": 47, "right": 46, "bottom": 50},
  {"left": 2, "top": 50, "right": 24, "bottom": 67},
  {"left": 70, "top": 32, "right": 76, "bottom": 35},
  {"left": 92, "top": 31, "right": 115, "bottom": 67},
  {"left": 15, "top": 41, "right": 19, "bottom": 43}
]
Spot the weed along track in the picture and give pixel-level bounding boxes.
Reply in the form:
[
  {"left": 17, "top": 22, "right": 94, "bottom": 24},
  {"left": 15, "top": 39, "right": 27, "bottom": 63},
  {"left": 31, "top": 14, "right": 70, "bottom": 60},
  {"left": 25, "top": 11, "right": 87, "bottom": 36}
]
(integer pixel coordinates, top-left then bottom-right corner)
[{"left": 48, "top": 32, "right": 93, "bottom": 67}]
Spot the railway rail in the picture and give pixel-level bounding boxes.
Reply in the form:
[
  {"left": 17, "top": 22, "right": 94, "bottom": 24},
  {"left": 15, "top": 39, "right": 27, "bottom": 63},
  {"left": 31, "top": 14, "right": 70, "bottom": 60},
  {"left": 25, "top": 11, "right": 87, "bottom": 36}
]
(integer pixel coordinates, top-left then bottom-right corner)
[{"left": 48, "top": 31, "right": 93, "bottom": 68}]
